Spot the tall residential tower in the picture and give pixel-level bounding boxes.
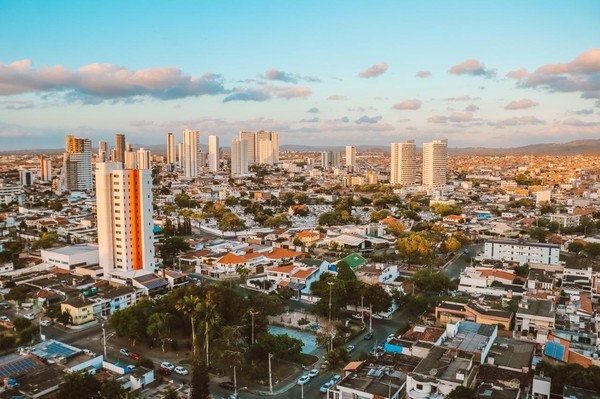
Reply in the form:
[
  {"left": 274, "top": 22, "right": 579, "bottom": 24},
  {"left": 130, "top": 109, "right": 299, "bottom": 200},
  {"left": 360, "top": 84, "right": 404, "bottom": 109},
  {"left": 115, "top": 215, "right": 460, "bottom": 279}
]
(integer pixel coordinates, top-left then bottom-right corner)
[
  {"left": 183, "top": 129, "right": 200, "bottom": 177},
  {"left": 422, "top": 139, "right": 448, "bottom": 187},
  {"left": 390, "top": 140, "right": 416, "bottom": 186}
]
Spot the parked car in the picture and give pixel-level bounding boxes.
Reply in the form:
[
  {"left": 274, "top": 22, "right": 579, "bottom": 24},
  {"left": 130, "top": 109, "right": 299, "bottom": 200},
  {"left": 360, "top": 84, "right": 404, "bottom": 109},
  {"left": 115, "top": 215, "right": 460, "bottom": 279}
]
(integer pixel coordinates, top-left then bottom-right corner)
[
  {"left": 0, "top": 302, "right": 10, "bottom": 309},
  {"left": 346, "top": 345, "right": 355, "bottom": 352},
  {"left": 174, "top": 366, "right": 188, "bottom": 375},
  {"left": 376, "top": 343, "right": 384, "bottom": 351},
  {"left": 331, "top": 374, "right": 341, "bottom": 384},
  {"left": 219, "top": 381, "right": 235, "bottom": 390},
  {"left": 23, "top": 313, "right": 35, "bottom": 320},
  {"left": 40, "top": 320, "right": 52, "bottom": 326},
  {"left": 364, "top": 331, "right": 373, "bottom": 340},
  {"left": 387, "top": 333, "right": 395, "bottom": 342},
  {"left": 297, "top": 375, "right": 310, "bottom": 385},
  {"left": 160, "top": 361, "right": 175, "bottom": 371},
  {"left": 308, "top": 368, "right": 319, "bottom": 378},
  {"left": 352, "top": 313, "right": 362, "bottom": 319},
  {"left": 119, "top": 348, "right": 130, "bottom": 357},
  {"left": 157, "top": 367, "right": 172, "bottom": 376},
  {"left": 0, "top": 316, "right": 10, "bottom": 322},
  {"left": 129, "top": 352, "right": 141, "bottom": 360},
  {"left": 320, "top": 381, "right": 333, "bottom": 393},
  {"left": 83, "top": 349, "right": 96, "bottom": 357}
]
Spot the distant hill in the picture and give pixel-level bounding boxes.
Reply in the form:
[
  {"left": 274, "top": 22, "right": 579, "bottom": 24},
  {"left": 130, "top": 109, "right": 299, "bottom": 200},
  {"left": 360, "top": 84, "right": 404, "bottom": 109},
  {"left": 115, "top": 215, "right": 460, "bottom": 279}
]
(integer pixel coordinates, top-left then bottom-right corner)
[{"left": 3, "top": 139, "right": 600, "bottom": 156}]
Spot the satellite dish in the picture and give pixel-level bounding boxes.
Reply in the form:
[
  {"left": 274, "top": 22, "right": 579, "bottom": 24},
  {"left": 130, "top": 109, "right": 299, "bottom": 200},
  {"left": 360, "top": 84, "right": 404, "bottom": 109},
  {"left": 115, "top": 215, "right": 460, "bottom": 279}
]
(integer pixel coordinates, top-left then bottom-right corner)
[{"left": 429, "top": 368, "right": 437, "bottom": 376}]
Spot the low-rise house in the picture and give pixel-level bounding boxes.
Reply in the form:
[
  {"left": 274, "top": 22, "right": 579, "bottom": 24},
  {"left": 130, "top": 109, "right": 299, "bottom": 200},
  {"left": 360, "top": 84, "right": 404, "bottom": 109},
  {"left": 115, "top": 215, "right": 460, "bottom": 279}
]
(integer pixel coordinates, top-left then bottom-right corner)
[
  {"left": 514, "top": 298, "right": 555, "bottom": 344},
  {"left": 328, "top": 361, "right": 406, "bottom": 399},
  {"left": 435, "top": 301, "right": 513, "bottom": 330},
  {"left": 61, "top": 285, "right": 137, "bottom": 324}
]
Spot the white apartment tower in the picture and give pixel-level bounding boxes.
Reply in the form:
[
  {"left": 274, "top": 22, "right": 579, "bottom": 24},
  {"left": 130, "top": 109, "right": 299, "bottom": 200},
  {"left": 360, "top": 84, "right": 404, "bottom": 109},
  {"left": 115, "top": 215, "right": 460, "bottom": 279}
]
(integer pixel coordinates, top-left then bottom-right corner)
[
  {"left": 390, "top": 140, "right": 416, "bottom": 186},
  {"left": 177, "top": 143, "right": 184, "bottom": 166},
  {"left": 422, "top": 139, "right": 448, "bottom": 187},
  {"left": 137, "top": 148, "right": 151, "bottom": 170},
  {"left": 239, "top": 130, "right": 279, "bottom": 164},
  {"left": 345, "top": 145, "right": 356, "bottom": 172},
  {"left": 239, "top": 131, "right": 256, "bottom": 164},
  {"left": 62, "top": 135, "right": 93, "bottom": 191},
  {"left": 231, "top": 138, "right": 249, "bottom": 175},
  {"left": 124, "top": 150, "right": 137, "bottom": 170},
  {"left": 321, "top": 151, "right": 342, "bottom": 169},
  {"left": 208, "top": 135, "right": 220, "bottom": 172},
  {"left": 183, "top": 129, "right": 200, "bottom": 178},
  {"left": 257, "top": 139, "right": 274, "bottom": 165},
  {"left": 96, "top": 162, "right": 155, "bottom": 276},
  {"left": 166, "top": 132, "right": 176, "bottom": 165}
]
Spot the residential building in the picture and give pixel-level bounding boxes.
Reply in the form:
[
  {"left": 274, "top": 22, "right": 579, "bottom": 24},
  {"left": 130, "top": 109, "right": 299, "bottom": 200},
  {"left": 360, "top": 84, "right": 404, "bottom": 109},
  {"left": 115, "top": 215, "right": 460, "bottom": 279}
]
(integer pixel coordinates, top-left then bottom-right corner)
[
  {"left": 20, "top": 170, "right": 33, "bottom": 186},
  {"left": 328, "top": 361, "right": 406, "bottom": 399},
  {"left": 257, "top": 138, "right": 274, "bottom": 165},
  {"left": 136, "top": 148, "right": 151, "bottom": 170},
  {"left": 166, "top": 132, "right": 175, "bottom": 165},
  {"left": 484, "top": 239, "right": 560, "bottom": 265},
  {"left": 208, "top": 135, "right": 219, "bottom": 172},
  {"left": 39, "top": 155, "right": 52, "bottom": 182},
  {"left": 550, "top": 213, "right": 581, "bottom": 228},
  {"left": 61, "top": 135, "right": 93, "bottom": 191},
  {"left": 0, "top": 180, "right": 25, "bottom": 205},
  {"left": 98, "top": 141, "right": 108, "bottom": 162},
  {"left": 231, "top": 138, "right": 249, "bottom": 175},
  {"left": 390, "top": 140, "right": 416, "bottom": 186},
  {"left": 256, "top": 130, "right": 279, "bottom": 163},
  {"left": 124, "top": 149, "right": 137, "bottom": 169},
  {"left": 61, "top": 285, "right": 137, "bottom": 323},
  {"left": 435, "top": 301, "right": 513, "bottom": 330},
  {"left": 422, "top": 139, "right": 447, "bottom": 187},
  {"left": 114, "top": 133, "right": 125, "bottom": 164},
  {"left": 183, "top": 129, "right": 200, "bottom": 177},
  {"left": 346, "top": 145, "right": 356, "bottom": 172},
  {"left": 239, "top": 131, "right": 256, "bottom": 163},
  {"left": 514, "top": 298, "right": 555, "bottom": 344},
  {"left": 96, "top": 162, "right": 155, "bottom": 277},
  {"left": 321, "top": 151, "right": 341, "bottom": 169}
]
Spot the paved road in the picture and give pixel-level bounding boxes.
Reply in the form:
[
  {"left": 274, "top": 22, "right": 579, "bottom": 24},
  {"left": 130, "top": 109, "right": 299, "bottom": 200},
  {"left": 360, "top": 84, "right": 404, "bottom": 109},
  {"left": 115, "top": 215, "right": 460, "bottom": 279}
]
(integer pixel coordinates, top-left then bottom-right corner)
[{"left": 442, "top": 243, "right": 482, "bottom": 280}]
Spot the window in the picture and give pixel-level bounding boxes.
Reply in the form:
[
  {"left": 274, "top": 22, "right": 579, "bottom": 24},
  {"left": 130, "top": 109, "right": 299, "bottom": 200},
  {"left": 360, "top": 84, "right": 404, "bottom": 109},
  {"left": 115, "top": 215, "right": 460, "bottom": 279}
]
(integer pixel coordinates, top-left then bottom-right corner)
[{"left": 416, "top": 384, "right": 423, "bottom": 390}]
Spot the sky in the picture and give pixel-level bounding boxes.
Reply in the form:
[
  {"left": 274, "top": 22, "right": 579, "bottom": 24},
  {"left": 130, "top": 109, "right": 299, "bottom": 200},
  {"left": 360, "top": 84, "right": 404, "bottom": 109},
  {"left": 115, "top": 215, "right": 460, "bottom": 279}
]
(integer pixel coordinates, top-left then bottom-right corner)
[{"left": 0, "top": 0, "right": 599, "bottom": 150}]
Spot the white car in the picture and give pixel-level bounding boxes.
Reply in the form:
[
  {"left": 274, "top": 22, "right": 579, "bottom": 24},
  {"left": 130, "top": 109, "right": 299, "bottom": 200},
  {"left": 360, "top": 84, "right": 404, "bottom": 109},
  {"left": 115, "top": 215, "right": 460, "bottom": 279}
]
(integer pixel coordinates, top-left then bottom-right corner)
[
  {"left": 387, "top": 333, "right": 395, "bottom": 342},
  {"left": 346, "top": 344, "right": 355, "bottom": 352},
  {"left": 23, "top": 313, "right": 35, "bottom": 320},
  {"left": 40, "top": 320, "right": 52, "bottom": 326},
  {"left": 0, "top": 316, "right": 10, "bottom": 322},
  {"left": 120, "top": 348, "right": 131, "bottom": 357},
  {"left": 160, "top": 361, "right": 175, "bottom": 371},
  {"left": 308, "top": 368, "right": 319, "bottom": 378},
  {"left": 297, "top": 375, "right": 310, "bottom": 385},
  {"left": 174, "top": 366, "right": 188, "bottom": 375},
  {"left": 320, "top": 381, "right": 333, "bottom": 393}
]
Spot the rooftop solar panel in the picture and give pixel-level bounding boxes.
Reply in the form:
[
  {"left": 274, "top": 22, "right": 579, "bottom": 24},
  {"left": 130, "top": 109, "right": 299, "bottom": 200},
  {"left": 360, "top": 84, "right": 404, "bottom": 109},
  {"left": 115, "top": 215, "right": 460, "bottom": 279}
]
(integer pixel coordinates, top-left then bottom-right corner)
[{"left": 0, "top": 356, "right": 39, "bottom": 378}]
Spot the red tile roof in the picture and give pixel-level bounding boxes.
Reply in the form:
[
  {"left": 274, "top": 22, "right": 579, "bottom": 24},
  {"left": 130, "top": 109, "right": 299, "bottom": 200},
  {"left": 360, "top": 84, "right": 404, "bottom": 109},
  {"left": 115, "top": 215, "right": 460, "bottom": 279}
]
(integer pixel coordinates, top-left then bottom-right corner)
[{"left": 218, "top": 252, "right": 248, "bottom": 264}]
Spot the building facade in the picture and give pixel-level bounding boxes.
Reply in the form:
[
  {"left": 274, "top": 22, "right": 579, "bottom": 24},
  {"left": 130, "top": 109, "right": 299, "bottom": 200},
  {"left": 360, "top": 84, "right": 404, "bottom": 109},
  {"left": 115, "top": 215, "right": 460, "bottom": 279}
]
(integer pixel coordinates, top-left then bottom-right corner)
[
  {"left": 96, "top": 162, "right": 155, "bottom": 277},
  {"left": 422, "top": 139, "right": 447, "bottom": 187},
  {"left": 62, "top": 135, "right": 93, "bottom": 192},
  {"left": 390, "top": 140, "right": 416, "bottom": 186},
  {"left": 231, "top": 138, "right": 249, "bottom": 175},
  {"left": 208, "top": 135, "right": 219, "bottom": 172},
  {"left": 166, "top": 132, "right": 176, "bottom": 165},
  {"left": 484, "top": 239, "right": 560, "bottom": 265},
  {"left": 183, "top": 129, "right": 200, "bottom": 178}
]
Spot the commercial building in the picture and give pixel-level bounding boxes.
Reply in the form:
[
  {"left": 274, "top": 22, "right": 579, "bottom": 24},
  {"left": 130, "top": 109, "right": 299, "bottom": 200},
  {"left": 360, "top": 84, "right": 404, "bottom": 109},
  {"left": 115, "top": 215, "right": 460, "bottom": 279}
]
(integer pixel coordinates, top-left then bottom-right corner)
[
  {"left": 183, "top": 129, "right": 200, "bottom": 177},
  {"left": 96, "top": 162, "right": 155, "bottom": 278},
  {"left": 98, "top": 141, "right": 108, "bottom": 162},
  {"left": 422, "top": 139, "right": 447, "bottom": 187},
  {"left": 20, "top": 170, "right": 33, "bottom": 186},
  {"left": 231, "top": 138, "right": 249, "bottom": 175},
  {"left": 61, "top": 135, "right": 93, "bottom": 192},
  {"left": 390, "top": 140, "right": 416, "bottom": 186},
  {"left": 41, "top": 244, "right": 99, "bottom": 271},
  {"left": 483, "top": 239, "right": 560, "bottom": 265}
]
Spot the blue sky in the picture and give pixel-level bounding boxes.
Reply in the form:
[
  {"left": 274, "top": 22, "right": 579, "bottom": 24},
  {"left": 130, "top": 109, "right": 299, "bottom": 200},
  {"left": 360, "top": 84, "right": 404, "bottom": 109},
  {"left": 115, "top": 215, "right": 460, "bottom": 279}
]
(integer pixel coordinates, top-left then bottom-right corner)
[{"left": 0, "top": 0, "right": 599, "bottom": 150}]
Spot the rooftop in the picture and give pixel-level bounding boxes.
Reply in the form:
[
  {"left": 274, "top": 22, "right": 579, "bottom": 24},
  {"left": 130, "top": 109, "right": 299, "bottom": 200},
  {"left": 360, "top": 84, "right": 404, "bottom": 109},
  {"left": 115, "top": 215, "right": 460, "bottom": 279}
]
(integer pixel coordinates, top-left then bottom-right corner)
[
  {"left": 338, "top": 363, "right": 407, "bottom": 398},
  {"left": 42, "top": 244, "right": 98, "bottom": 256}
]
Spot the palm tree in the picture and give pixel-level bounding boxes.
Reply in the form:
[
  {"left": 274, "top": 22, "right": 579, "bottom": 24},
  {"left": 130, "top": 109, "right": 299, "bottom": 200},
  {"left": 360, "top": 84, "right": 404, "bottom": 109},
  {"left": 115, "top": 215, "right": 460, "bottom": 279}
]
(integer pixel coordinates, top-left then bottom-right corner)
[
  {"left": 198, "top": 291, "right": 221, "bottom": 366},
  {"left": 147, "top": 312, "right": 172, "bottom": 352},
  {"left": 175, "top": 295, "right": 202, "bottom": 355}
]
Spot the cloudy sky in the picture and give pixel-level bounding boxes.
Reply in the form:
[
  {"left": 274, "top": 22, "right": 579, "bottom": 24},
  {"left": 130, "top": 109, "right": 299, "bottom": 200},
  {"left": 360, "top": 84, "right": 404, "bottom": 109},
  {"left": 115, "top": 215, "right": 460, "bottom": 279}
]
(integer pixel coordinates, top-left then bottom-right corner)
[{"left": 0, "top": 0, "right": 599, "bottom": 150}]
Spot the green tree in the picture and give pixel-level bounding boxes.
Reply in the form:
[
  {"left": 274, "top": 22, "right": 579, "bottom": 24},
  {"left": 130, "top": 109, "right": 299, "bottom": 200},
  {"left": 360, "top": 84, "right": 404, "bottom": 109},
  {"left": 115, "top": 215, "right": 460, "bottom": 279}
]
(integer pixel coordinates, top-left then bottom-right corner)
[
  {"left": 447, "top": 386, "right": 476, "bottom": 399},
  {"left": 218, "top": 212, "right": 246, "bottom": 232},
  {"left": 58, "top": 371, "right": 101, "bottom": 399},
  {"left": 443, "top": 236, "right": 462, "bottom": 253},
  {"left": 191, "top": 358, "right": 211, "bottom": 399},
  {"left": 147, "top": 312, "right": 172, "bottom": 352},
  {"left": 529, "top": 227, "right": 549, "bottom": 243},
  {"left": 363, "top": 284, "right": 392, "bottom": 314},
  {"left": 585, "top": 243, "right": 600, "bottom": 257},
  {"left": 159, "top": 237, "right": 190, "bottom": 267},
  {"left": 13, "top": 317, "right": 31, "bottom": 332},
  {"left": 396, "top": 233, "right": 432, "bottom": 266},
  {"left": 100, "top": 379, "right": 127, "bottom": 399},
  {"left": 175, "top": 295, "right": 202, "bottom": 355},
  {"left": 336, "top": 261, "right": 356, "bottom": 281},
  {"left": 197, "top": 291, "right": 221, "bottom": 365},
  {"left": 325, "top": 347, "right": 350, "bottom": 371},
  {"left": 162, "top": 388, "right": 180, "bottom": 399},
  {"left": 387, "top": 220, "right": 406, "bottom": 237}
]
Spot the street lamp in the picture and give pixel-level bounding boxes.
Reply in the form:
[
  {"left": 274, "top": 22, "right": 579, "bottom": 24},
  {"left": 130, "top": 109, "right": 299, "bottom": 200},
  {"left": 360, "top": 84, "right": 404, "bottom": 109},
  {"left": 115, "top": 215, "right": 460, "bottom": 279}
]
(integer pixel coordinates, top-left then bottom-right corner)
[
  {"left": 327, "top": 281, "right": 334, "bottom": 324},
  {"left": 268, "top": 353, "right": 273, "bottom": 394}
]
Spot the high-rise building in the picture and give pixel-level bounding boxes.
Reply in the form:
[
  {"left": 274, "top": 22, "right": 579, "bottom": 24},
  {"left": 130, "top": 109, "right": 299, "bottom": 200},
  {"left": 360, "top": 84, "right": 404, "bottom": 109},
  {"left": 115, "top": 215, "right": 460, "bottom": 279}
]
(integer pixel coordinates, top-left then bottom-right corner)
[
  {"left": 96, "top": 162, "right": 155, "bottom": 277},
  {"left": 423, "top": 139, "right": 448, "bottom": 187},
  {"left": 166, "top": 133, "right": 176, "bottom": 165},
  {"left": 239, "top": 131, "right": 256, "bottom": 164},
  {"left": 321, "top": 151, "right": 342, "bottom": 169},
  {"left": 208, "top": 135, "right": 219, "bottom": 172},
  {"left": 137, "top": 148, "right": 151, "bottom": 170},
  {"left": 98, "top": 141, "right": 108, "bottom": 162},
  {"left": 183, "top": 129, "right": 200, "bottom": 178},
  {"left": 256, "top": 130, "right": 279, "bottom": 164},
  {"left": 20, "top": 170, "right": 33, "bottom": 186},
  {"left": 39, "top": 155, "right": 52, "bottom": 182},
  {"left": 390, "top": 140, "right": 417, "bottom": 186},
  {"left": 231, "top": 138, "right": 249, "bottom": 175},
  {"left": 115, "top": 134, "right": 125, "bottom": 165},
  {"left": 61, "top": 135, "right": 93, "bottom": 191},
  {"left": 257, "top": 139, "right": 274, "bottom": 165},
  {"left": 177, "top": 143, "right": 184, "bottom": 166},
  {"left": 124, "top": 150, "right": 137, "bottom": 170},
  {"left": 345, "top": 145, "right": 356, "bottom": 172}
]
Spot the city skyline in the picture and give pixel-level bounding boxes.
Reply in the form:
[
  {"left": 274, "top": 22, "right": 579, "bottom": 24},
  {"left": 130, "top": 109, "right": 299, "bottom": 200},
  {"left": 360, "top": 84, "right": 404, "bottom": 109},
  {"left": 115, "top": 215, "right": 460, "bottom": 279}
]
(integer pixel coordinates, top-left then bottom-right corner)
[{"left": 0, "top": 1, "right": 599, "bottom": 150}]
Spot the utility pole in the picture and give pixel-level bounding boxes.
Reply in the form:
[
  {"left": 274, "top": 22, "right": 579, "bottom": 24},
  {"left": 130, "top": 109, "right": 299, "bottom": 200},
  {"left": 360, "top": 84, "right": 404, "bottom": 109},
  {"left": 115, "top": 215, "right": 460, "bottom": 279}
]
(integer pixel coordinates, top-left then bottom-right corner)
[
  {"left": 369, "top": 303, "right": 373, "bottom": 333},
  {"left": 268, "top": 353, "right": 273, "bottom": 394},
  {"left": 301, "top": 380, "right": 304, "bottom": 399},
  {"left": 234, "top": 366, "right": 237, "bottom": 397},
  {"left": 250, "top": 310, "right": 259, "bottom": 345},
  {"left": 361, "top": 295, "right": 364, "bottom": 325},
  {"left": 102, "top": 323, "right": 107, "bottom": 359},
  {"left": 328, "top": 281, "right": 334, "bottom": 324}
]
